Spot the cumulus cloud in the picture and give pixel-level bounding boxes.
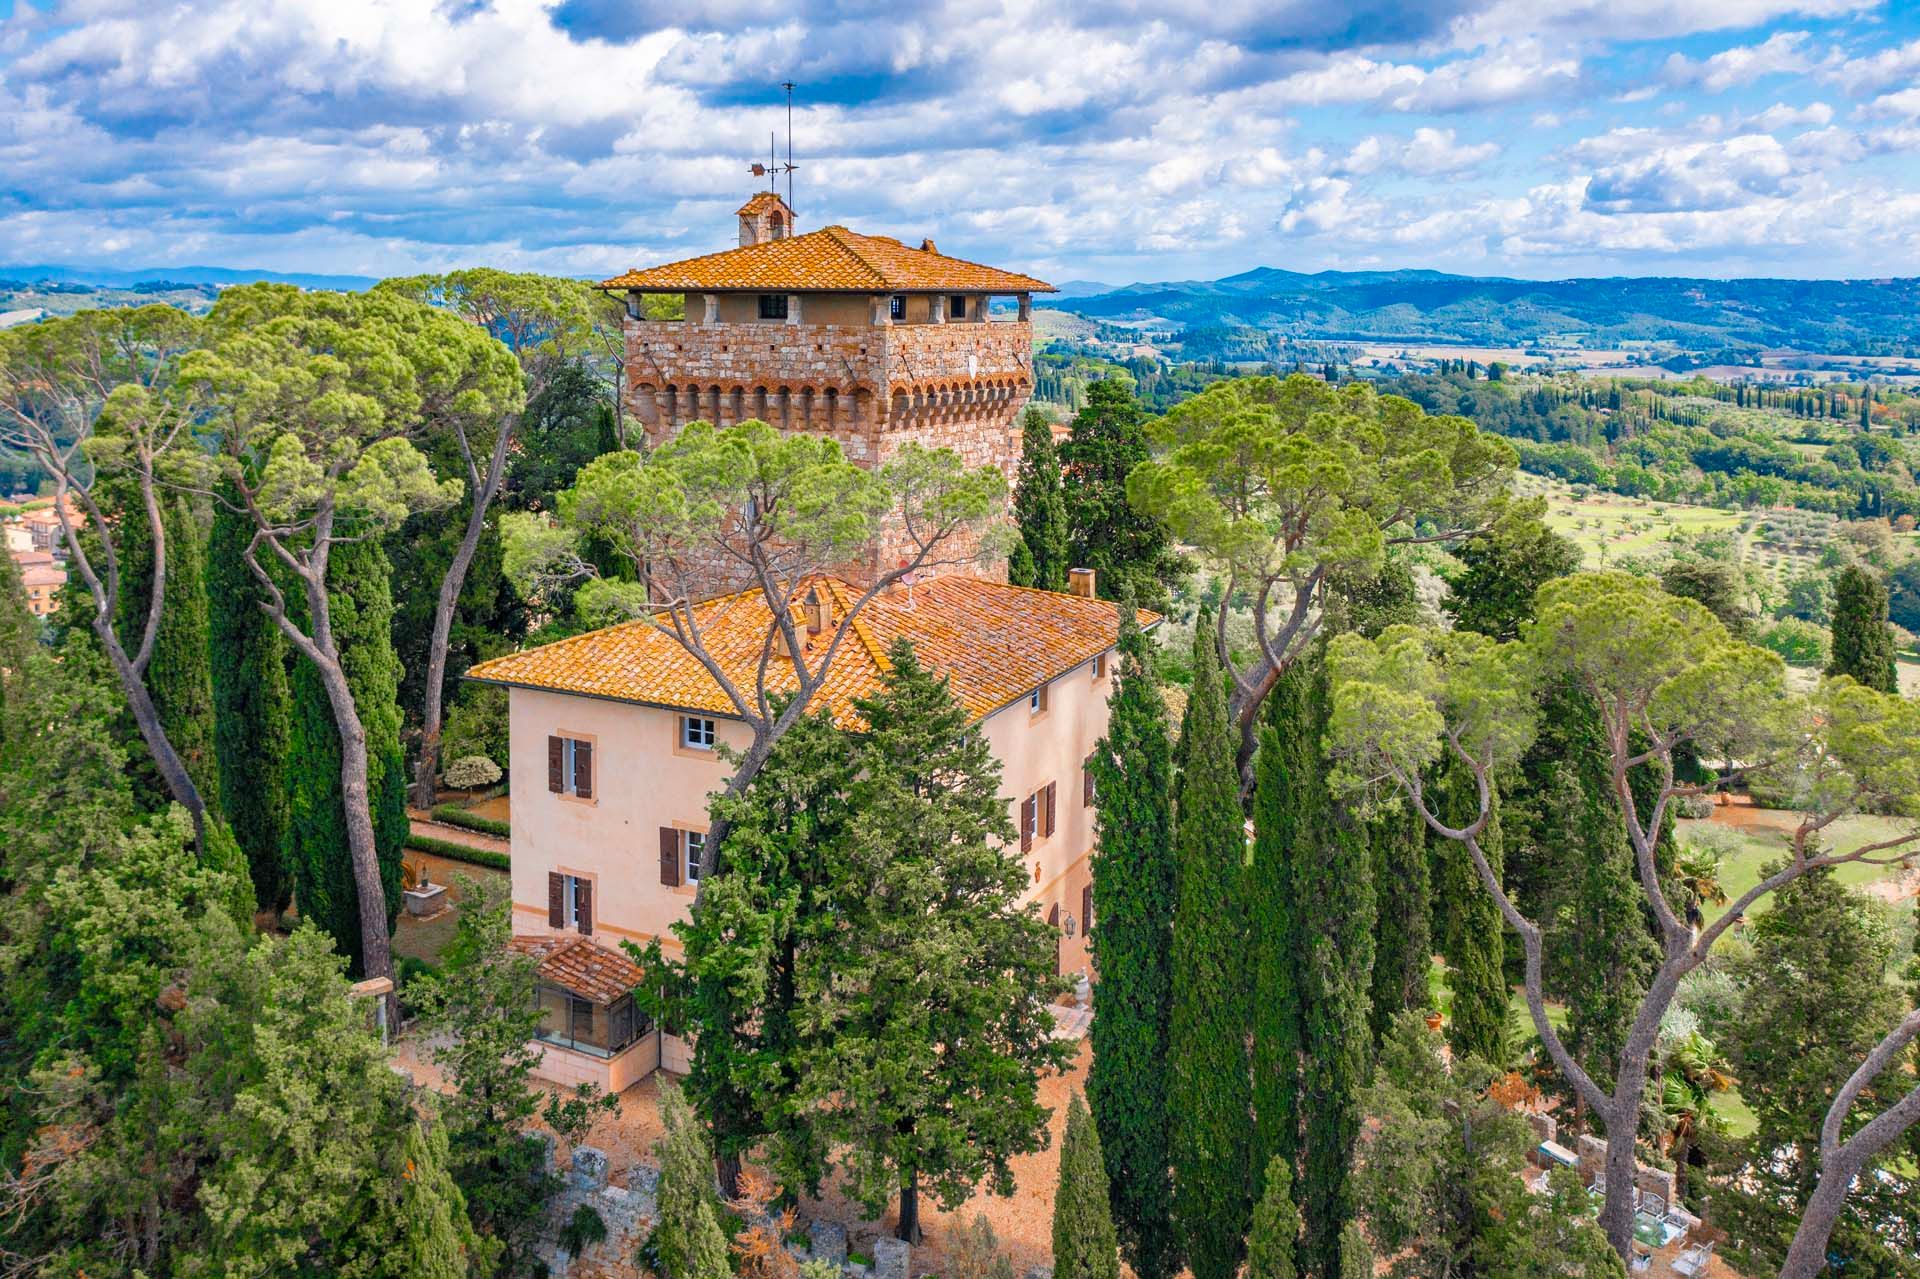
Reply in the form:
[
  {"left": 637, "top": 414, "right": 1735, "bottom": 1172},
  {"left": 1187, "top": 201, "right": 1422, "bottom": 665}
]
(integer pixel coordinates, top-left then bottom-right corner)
[
  {"left": 1662, "top": 30, "right": 1817, "bottom": 91},
  {"left": 0, "top": 0, "right": 1917, "bottom": 280}
]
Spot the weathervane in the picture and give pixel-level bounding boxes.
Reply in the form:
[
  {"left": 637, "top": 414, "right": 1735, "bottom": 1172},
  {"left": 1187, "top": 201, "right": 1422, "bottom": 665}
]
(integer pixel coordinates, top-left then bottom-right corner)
[{"left": 747, "top": 81, "right": 798, "bottom": 208}]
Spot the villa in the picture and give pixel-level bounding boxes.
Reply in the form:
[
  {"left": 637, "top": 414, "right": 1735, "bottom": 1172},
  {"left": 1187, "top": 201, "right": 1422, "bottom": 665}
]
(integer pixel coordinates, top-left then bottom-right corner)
[{"left": 462, "top": 199, "right": 1146, "bottom": 1091}]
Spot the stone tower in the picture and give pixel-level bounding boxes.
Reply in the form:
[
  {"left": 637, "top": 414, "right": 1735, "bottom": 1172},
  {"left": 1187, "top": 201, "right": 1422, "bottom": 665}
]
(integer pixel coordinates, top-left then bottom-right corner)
[{"left": 599, "top": 196, "right": 1055, "bottom": 587}]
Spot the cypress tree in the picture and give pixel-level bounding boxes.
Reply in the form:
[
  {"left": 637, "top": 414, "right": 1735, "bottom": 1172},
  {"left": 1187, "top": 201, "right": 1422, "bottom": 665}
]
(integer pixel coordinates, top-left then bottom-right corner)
[
  {"left": 1053, "top": 1095, "right": 1121, "bottom": 1279},
  {"left": 209, "top": 483, "right": 295, "bottom": 913},
  {"left": 1086, "top": 594, "right": 1178, "bottom": 1279},
  {"left": 114, "top": 496, "right": 221, "bottom": 813},
  {"left": 1337, "top": 1225, "right": 1372, "bottom": 1279},
  {"left": 1013, "top": 407, "right": 1070, "bottom": 593},
  {"left": 1168, "top": 607, "right": 1251, "bottom": 1279},
  {"left": 1431, "top": 756, "right": 1506, "bottom": 1065},
  {"left": 1368, "top": 799, "right": 1431, "bottom": 1044},
  {"left": 1827, "top": 564, "right": 1898, "bottom": 693},
  {"left": 1250, "top": 675, "right": 1308, "bottom": 1202},
  {"left": 1296, "top": 655, "right": 1375, "bottom": 1279},
  {"left": 285, "top": 537, "right": 408, "bottom": 976},
  {"left": 653, "top": 1084, "right": 730, "bottom": 1279},
  {"left": 1246, "top": 1156, "right": 1299, "bottom": 1279}
]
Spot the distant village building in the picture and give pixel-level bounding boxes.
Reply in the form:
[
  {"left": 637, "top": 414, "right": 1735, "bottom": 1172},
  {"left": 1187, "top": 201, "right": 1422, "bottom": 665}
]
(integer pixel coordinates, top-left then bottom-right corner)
[
  {"left": 601, "top": 192, "right": 1056, "bottom": 584},
  {"left": 10, "top": 549, "right": 65, "bottom": 617},
  {"left": 469, "top": 200, "right": 1114, "bottom": 1090}
]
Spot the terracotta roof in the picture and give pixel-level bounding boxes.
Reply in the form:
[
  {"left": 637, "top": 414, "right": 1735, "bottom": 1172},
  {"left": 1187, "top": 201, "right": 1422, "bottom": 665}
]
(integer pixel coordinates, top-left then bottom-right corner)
[
  {"left": 511, "top": 934, "right": 645, "bottom": 1004},
  {"left": 466, "top": 574, "right": 1156, "bottom": 729},
  {"left": 736, "top": 192, "right": 792, "bottom": 217},
  {"left": 600, "top": 225, "right": 1056, "bottom": 295}
]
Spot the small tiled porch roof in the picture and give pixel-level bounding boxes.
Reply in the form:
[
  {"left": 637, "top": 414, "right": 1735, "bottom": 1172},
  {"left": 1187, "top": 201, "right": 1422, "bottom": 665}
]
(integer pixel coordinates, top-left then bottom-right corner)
[{"left": 511, "top": 934, "right": 644, "bottom": 1004}]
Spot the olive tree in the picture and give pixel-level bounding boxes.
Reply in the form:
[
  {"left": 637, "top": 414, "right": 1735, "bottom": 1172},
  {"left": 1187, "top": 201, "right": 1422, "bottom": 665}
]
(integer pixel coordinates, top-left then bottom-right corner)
[
  {"left": 0, "top": 306, "right": 213, "bottom": 843},
  {"left": 503, "top": 419, "right": 1006, "bottom": 887},
  {"left": 373, "top": 270, "right": 594, "bottom": 807},
  {"left": 183, "top": 285, "right": 521, "bottom": 994},
  {"left": 1127, "top": 373, "right": 1514, "bottom": 788},
  {"left": 1326, "top": 572, "right": 1920, "bottom": 1270}
]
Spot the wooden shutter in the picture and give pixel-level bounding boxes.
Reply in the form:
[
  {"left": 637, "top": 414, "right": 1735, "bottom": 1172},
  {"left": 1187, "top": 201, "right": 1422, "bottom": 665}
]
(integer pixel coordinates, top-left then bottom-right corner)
[
  {"left": 1042, "top": 782, "right": 1057, "bottom": 837},
  {"left": 1047, "top": 903, "right": 1060, "bottom": 929},
  {"left": 573, "top": 740, "right": 594, "bottom": 800},
  {"left": 547, "top": 872, "right": 565, "bottom": 927},
  {"left": 577, "top": 879, "right": 593, "bottom": 935},
  {"left": 660, "top": 828, "right": 681, "bottom": 886},
  {"left": 547, "top": 736, "right": 564, "bottom": 792},
  {"left": 1082, "top": 883, "right": 1094, "bottom": 932},
  {"left": 1083, "top": 756, "right": 1095, "bottom": 806},
  {"left": 1020, "top": 796, "right": 1034, "bottom": 852}
]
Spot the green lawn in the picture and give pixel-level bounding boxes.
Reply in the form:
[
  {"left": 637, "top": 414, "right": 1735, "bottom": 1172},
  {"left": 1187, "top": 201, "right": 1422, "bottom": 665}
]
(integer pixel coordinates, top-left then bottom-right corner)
[{"left": 1678, "top": 811, "right": 1916, "bottom": 922}]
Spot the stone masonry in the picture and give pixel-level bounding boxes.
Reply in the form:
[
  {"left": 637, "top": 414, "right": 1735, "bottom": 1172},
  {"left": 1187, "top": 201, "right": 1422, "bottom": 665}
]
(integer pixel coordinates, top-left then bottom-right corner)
[{"left": 621, "top": 314, "right": 1034, "bottom": 590}]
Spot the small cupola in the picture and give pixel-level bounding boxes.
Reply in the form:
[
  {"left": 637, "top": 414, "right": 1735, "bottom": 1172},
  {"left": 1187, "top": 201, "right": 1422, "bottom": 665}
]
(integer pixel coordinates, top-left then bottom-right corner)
[{"left": 737, "top": 192, "right": 797, "bottom": 247}]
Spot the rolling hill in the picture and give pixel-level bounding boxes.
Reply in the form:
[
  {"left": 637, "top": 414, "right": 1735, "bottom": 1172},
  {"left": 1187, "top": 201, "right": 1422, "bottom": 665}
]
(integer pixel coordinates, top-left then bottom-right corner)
[{"left": 1041, "top": 267, "right": 1920, "bottom": 355}]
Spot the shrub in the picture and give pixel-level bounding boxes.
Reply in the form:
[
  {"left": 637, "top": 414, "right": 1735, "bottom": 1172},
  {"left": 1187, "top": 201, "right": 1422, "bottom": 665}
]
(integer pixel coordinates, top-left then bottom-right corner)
[
  {"left": 431, "top": 804, "right": 512, "bottom": 839},
  {"left": 1674, "top": 793, "right": 1715, "bottom": 820},
  {"left": 443, "top": 683, "right": 509, "bottom": 768},
  {"left": 444, "top": 754, "right": 503, "bottom": 790},
  {"left": 405, "top": 832, "right": 510, "bottom": 871},
  {"left": 1758, "top": 618, "right": 1829, "bottom": 667}
]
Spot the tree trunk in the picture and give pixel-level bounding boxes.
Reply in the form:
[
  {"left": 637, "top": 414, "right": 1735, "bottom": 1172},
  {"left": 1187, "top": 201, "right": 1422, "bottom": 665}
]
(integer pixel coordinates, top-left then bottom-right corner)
[
  {"left": 413, "top": 494, "right": 489, "bottom": 809},
  {"left": 896, "top": 1171, "right": 920, "bottom": 1244},
  {"left": 311, "top": 645, "right": 397, "bottom": 1009},
  {"left": 1778, "top": 1163, "right": 1856, "bottom": 1279},
  {"left": 716, "top": 1152, "right": 742, "bottom": 1202},
  {"left": 1597, "top": 1103, "right": 1640, "bottom": 1257},
  {"left": 98, "top": 615, "right": 207, "bottom": 850}
]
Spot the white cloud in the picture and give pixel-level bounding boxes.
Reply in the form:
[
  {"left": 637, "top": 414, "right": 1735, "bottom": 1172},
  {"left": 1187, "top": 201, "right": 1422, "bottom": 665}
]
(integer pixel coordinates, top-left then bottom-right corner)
[
  {"left": 1662, "top": 30, "right": 1816, "bottom": 91},
  {"left": 1340, "top": 127, "right": 1500, "bottom": 176}
]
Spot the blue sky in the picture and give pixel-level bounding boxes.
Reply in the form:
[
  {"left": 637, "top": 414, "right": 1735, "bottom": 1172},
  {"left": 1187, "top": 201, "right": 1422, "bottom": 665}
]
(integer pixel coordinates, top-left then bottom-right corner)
[{"left": 3, "top": 1, "right": 1919, "bottom": 285}]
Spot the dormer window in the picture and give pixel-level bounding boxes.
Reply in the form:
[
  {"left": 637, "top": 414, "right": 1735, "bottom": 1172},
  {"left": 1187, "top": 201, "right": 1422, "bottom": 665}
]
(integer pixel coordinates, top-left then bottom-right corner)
[{"left": 758, "top": 294, "right": 789, "bottom": 320}]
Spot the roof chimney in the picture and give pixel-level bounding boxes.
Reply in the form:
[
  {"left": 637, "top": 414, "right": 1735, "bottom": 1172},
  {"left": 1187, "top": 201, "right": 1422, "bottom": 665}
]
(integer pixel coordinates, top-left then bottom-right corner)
[
  {"left": 920, "top": 238, "right": 938, "bottom": 253},
  {"left": 1068, "top": 567, "right": 1096, "bottom": 599},
  {"left": 804, "top": 585, "right": 830, "bottom": 637}
]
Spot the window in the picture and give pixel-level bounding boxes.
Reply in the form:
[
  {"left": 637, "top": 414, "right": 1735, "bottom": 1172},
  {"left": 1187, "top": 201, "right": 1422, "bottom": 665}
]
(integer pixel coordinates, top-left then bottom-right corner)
[
  {"left": 659, "top": 827, "right": 707, "bottom": 887},
  {"left": 681, "top": 716, "right": 717, "bottom": 750},
  {"left": 889, "top": 294, "right": 906, "bottom": 321},
  {"left": 1091, "top": 652, "right": 1105, "bottom": 680},
  {"left": 1029, "top": 683, "right": 1048, "bottom": 715},
  {"left": 1019, "top": 782, "right": 1057, "bottom": 851},
  {"left": 546, "top": 735, "right": 593, "bottom": 799},
  {"left": 949, "top": 295, "right": 968, "bottom": 319},
  {"left": 684, "top": 829, "right": 705, "bottom": 884},
  {"left": 546, "top": 871, "right": 593, "bottom": 934},
  {"left": 757, "top": 293, "right": 789, "bottom": 320},
  {"left": 532, "top": 985, "right": 650, "bottom": 1058}
]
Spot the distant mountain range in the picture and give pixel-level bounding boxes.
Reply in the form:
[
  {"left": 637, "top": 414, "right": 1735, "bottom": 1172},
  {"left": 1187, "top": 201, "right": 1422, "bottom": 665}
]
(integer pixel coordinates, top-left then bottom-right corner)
[
  {"left": 1041, "top": 267, "right": 1920, "bottom": 355},
  {"left": 0, "top": 264, "right": 379, "bottom": 291}
]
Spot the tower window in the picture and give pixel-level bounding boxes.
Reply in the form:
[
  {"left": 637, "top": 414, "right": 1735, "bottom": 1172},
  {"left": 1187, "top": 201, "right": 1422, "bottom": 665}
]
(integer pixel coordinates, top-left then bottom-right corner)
[
  {"left": 757, "top": 294, "right": 789, "bottom": 320},
  {"left": 949, "top": 295, "right": 968, "bottom": 319},
  {"left": 889, "top": 294, "right": 906, "bottom": 321}
]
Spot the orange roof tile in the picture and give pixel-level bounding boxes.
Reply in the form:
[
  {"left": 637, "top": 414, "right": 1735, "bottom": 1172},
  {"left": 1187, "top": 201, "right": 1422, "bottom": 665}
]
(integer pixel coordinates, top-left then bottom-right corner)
[
  {"left": 736, "top": 192, "right": 792, "bottom": 217},
  {"left": 599, "top": 225, "right": 1056, "bottom": 295},
  {"left": 511, "top": 934, "right": 645, "bottom": 1004},
  {"left": 466, "top": 575, "right": 1156, "bottom": 729}
]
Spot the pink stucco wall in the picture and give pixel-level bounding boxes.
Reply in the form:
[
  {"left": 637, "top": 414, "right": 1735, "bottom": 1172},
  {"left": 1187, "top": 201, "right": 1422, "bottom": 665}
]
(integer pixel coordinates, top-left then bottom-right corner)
[{"left": 507, "top": 644, "right": 1118, "bottom": 979}]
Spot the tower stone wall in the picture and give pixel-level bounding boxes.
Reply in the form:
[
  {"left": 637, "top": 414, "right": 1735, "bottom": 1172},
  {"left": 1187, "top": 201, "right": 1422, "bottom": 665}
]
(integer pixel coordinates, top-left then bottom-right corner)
[{"left": 622, "top": 310, "right": 1035, "bottom": 590}]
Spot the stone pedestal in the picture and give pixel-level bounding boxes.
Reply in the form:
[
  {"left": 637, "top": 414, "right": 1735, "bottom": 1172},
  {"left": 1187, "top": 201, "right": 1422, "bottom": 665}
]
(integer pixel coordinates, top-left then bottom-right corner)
[
  {"left": 570, "top": 1146, "right": 608, "bottom": 1192},
  {"left": 874, "top": 1236, "right": 910, "bottom": 1279},
  {"left": 403, "top": 882, "right": 447, "bottom": 916},
  {"left": 809, "top": 1221, "right": 848, "bottom": 1268}
]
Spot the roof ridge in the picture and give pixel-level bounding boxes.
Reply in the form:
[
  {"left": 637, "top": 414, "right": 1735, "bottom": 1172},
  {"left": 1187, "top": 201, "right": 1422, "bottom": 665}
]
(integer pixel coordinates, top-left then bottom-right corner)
[
  {"left": 820, "top": 225, "right": 890, "bottom": 288},
  {"left": 820, "top": 576, "right": 893, "bottom": 673}
]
